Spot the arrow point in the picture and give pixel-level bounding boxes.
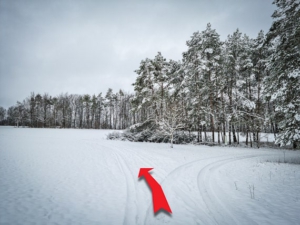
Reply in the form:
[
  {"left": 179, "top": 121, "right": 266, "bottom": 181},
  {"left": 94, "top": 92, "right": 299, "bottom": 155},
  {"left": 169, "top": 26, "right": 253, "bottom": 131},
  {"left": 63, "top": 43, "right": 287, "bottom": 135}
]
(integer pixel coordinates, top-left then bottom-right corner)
[
  {"left": 138, "top": 168, "right": 153, "bottom": 178},
  {"left": 154, "top": 204, "right": 172, "bottom": 214},
  {"left": 153, "top": 194, "right": 172, "bottom": 214}
]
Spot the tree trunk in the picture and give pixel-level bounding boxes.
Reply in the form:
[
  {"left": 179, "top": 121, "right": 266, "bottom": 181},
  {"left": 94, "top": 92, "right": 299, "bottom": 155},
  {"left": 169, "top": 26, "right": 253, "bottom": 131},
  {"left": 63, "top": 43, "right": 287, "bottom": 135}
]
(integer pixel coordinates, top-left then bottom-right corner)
[
  {"left": 197, "top": 124, "right": 200, "bottom": 143},
  {"left": 257, "top": 131, "right": 260, "bottom": 148},
  {"left": 246, "top": 127, "right": 248, "bottom": 146},
  {"left": 200, "top": 124, "right": 203, "bottom": 142},
  {"left": 43, "top": 108, "right": 47, "bottom": 128},
  {"left": 223, "top": 122, "right": 226, "bottom": 144},
  {"left": 229, "top": 122, "right": 232, "bottom": 145},
  {"left": 211, "top": 114, "right": 214, "bottom": 142},
  {"left": 218, "top": 124, "right": 220, "bottom": 144},
  {"left": 74, "top": 111, "right": 77, "bottom": 128},
  {"left": 293, "top": 141, "right": 297, "bottom": 149},
  {"left": 232, "top": 125, "right": 237, "bottom": 143}
]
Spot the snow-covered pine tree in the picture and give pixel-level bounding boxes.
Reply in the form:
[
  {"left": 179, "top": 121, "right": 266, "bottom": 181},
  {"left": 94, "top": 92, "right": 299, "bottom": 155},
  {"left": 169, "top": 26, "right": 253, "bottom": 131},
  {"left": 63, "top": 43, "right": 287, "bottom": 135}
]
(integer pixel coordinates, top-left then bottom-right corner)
[
  {"left": 199, "top": 23, "right": 222, "bottom": 143},
  {"left": 132, "top": 58, "right": 157, "bottom": 123},
  {"left": 152, "top": 52, "right": 170, "bottom": 122},
  {"left": 183, "top": 23, "right": 222, "bottom": 143},
  {"left": 105, "top": 89, "right": 114, "bottom": 129},
  {"left": 95, "top": 93, "right": 104, "bottom": 129},
  {"left": 158, "top": 60, "right": 187, "bottom": 147},
  {"left": 90, "top": 95, "right": 97, "bottom": 129},
  {"left": 0, "top": 107, "right": 6, "bottom": 125},
  {"left": 132, "top": 53, "right": 171, "bottom": 125},
  {"left": 224, "top": 29, "right": 244, "bottom": 144},
  {"left": 251, "top": 31, "right": 270, "bottom": 147},
  {"left": 183, "top": 29, "right": 205, "bottom": 142},
  {"left": 83, "top": 94, "right": 91, "bottom": 129},
  {"left": 265, "top": 0, "right": 300, "bottom": 148},
  {"left": 35, "top": 94, "right": 42, "bottom": 127},
  {"left": 238, "top": 34, "right": 256, "bottom": 146},
  {"left": 218, "top": 45, "right": 228, "bottom": 144}
]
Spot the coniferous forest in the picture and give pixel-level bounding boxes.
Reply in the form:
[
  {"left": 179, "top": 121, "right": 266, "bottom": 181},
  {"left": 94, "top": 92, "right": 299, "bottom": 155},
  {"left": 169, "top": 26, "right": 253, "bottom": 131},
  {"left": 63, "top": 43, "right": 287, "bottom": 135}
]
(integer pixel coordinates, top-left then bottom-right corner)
[{"left": 1, "top": 0, "right": 299, "bottom": 148}]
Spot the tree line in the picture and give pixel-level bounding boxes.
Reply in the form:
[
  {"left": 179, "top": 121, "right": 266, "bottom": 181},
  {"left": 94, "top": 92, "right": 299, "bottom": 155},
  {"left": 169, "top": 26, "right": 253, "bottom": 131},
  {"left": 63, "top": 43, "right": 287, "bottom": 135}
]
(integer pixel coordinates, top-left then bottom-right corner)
[
  {"left": 0, "top": 90, "right": 138, "bottom": 130},
  {"left": 1, "top": 0, "right": 299, "bottom": 148}
]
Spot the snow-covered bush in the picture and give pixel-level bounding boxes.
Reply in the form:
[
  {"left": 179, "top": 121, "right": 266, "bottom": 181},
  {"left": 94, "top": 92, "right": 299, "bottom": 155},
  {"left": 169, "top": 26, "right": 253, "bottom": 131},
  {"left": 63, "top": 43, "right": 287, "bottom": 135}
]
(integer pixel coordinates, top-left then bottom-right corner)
[
  {"left": 107, "top": 125, "right": 196, "bottom": 145},
  {"left": 106, "top": 131, "right": 123, "bottom": 140}
]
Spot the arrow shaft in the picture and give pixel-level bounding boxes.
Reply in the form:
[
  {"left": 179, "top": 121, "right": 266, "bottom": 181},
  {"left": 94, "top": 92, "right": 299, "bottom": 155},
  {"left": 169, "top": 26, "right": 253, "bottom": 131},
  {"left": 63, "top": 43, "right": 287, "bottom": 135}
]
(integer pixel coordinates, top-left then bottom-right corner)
[
  {"left": 143, "top": 173, "right": 172, "bottom": 213},
  {"left": 143, "top": 173, "right": 160, "bottom": 190}
]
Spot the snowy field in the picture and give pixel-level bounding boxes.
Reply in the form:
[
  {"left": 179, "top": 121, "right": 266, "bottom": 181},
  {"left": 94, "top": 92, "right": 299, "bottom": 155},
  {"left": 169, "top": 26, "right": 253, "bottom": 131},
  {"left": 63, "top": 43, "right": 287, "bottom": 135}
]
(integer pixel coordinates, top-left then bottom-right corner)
[{"left": 0, "top": 126, "right": 300, "bottom": 225}]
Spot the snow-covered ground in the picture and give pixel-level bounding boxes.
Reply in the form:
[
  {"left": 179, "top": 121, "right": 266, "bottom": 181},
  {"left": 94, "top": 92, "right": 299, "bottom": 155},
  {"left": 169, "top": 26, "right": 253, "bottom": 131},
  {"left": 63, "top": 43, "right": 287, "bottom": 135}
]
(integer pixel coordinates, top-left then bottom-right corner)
[{"left": 0, "top": 126, "right": 299, "bottom": 225}]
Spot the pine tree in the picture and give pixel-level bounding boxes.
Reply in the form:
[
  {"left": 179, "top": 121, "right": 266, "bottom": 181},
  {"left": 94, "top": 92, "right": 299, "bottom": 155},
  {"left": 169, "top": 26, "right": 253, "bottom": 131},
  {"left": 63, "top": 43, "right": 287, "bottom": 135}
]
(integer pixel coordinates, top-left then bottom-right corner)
[
  {"left": 29, "top": 92, "right": 36, "bottom": 127},
  {"left": 105, "top": 89, "right": 114, "bottom": 129},
  {"left": 251, "top": 31, "right": 270, "bottom": 147},
  {"left": 35, "top": 94, "right": 42, "bottom": 127},
  {"left": 183, "top": 28, "right": 206, "bottom": 142},
  {"left": 224, "top": 29, "right": 244, "bottom": 144},
  {"left": 152, "top": 52, "right": 171, "bottom": 121},
  {"left": 183, "top": 23, "right": 222, "bottom": 142},
  {"left": 265, "top": 0, "right": 300, "bottom": 148},
  {"left": 161, "top": 60, "right": 188, "bottom": 147},
  {"left": 0, "top": 106, "right": 6, "bottom": 125},
  {"left": 132, "top": 55, "right": 165, "bottom": 123},
  {"left": 42, "top": 93, "right": 51, "bottom": 127},
  {"left": 198, "top": 23, "right": 222, "bottom": 143},
  {"left": 83, "top": 94, "right": 91, "bottom": 129},
  {"left": 238, "top": 34, "right": 255, "bottom": 146},
  {"left": 96, "top": 93, "right": 104, "bottom": 129},
  {"left": 90, "top": 95, "right": 97, "bottom": 129}
]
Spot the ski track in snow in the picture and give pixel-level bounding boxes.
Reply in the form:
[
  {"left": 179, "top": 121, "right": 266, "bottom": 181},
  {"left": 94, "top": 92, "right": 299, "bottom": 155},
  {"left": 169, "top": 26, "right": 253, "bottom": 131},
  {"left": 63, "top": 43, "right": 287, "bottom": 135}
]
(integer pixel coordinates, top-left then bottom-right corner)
[
  {"left": 144, "top": 153, "right": 275, "bottom": 225},
  {"left": 196, "top": 154, "right": 271, "bottom": 225},
  {"left": 113, "top": 150, "right": 138, "bottom": 225},
  {"left": 0, "top": 127, "right": 300, "bottom": 225}
]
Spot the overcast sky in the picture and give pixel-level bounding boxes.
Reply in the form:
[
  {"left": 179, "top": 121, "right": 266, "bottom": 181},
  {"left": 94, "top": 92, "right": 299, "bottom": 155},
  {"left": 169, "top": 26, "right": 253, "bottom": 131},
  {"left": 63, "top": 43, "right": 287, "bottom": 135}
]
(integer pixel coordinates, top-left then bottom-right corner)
[{"left": 0, "top": 0, "right": 276, "bottom": 108}]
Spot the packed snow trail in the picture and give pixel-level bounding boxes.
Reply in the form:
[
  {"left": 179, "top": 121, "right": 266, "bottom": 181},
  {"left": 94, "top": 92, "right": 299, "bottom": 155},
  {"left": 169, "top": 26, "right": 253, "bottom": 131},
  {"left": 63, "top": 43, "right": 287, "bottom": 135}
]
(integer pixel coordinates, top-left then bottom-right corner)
[{"left": 0, "top": 127, "right": 299, "bottom": 225}]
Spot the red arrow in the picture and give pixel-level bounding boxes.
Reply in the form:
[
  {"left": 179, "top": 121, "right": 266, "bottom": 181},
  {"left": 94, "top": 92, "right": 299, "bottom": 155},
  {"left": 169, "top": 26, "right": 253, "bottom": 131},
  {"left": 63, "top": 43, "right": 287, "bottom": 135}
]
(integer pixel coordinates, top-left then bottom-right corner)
[{"left": 138, "top": 168, "right": 172, "bottom": 214}]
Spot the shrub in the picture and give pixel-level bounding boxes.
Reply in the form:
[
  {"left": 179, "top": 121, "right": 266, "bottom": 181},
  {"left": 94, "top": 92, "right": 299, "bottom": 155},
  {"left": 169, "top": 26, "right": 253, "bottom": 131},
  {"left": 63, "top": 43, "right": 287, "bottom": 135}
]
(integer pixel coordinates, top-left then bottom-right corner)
[{"left": 107, "top": 124, "right": 196, "bottom": 145}]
